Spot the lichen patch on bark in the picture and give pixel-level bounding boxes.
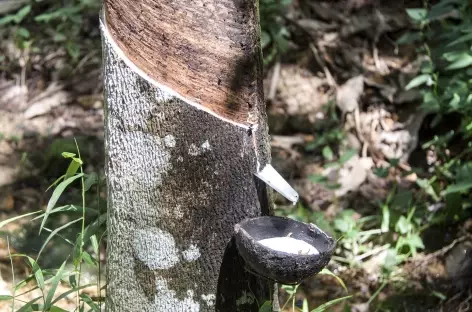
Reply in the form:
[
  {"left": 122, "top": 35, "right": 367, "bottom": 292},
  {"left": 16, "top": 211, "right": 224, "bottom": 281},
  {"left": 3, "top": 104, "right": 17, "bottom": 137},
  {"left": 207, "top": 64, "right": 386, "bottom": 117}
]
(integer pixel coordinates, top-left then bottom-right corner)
[
  {"left": 133, "top": 228, "right": 180, "bottom": 269},
  {"left": 188, "top": 140, "right": 212, "bottom": 156},
  {"left": 201, "top": 294, "right": 216, "bottom": 307},
  {"left": 153, "top": 277, "right": 200, "bottom": 311},
  {"left": 182, "top": 244, "right": 201, "bottom": 262},
  {"left": 164, "top": 134, "right": 176, "bottom": 148}
]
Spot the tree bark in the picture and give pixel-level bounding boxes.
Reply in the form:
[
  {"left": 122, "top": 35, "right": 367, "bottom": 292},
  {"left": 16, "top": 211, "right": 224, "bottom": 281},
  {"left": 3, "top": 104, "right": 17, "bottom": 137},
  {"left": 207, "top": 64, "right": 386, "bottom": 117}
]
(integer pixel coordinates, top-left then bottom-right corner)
[{"left": 101, "top": 0, "right": 274, "bottom": 311}]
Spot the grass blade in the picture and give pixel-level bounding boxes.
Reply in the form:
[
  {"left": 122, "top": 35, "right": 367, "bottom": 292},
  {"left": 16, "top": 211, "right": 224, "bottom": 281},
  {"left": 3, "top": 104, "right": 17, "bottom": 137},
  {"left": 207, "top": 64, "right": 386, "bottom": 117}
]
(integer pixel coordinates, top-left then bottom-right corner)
[
  {"left": 44, "top": 261, "right": 67, "bottom": 310},
  {"left": 0, "top": 295, "right": 13, "bottom": 300},
  {"left": 319, "top": 268, "right": 348, "bottom": 293},
  {"left": 0, "top": 211, "right": 41, "bottom": 229},
  {"left": 40, "top": 173, "right": 84, "bottom": 233},
  {"left": 45, "top": 175, "right": 65, "bottom": 192},
  {"left": 16, "top": 296, "right": 42, "bottom": 312},
  {"left": 311, "top": 295, "right": 352, "bottom": 312},
  {"left": 51, "top": 284, "right": 94, "bottom": 305},
  {"left": 37, "top": 218, "right": 83, "bottom": 260},
  {"left": 80, "top": 293, "right": 99, "bottom": 312},
  {"left": 27, "top": 257, "right": 44, "bottom": 291}
]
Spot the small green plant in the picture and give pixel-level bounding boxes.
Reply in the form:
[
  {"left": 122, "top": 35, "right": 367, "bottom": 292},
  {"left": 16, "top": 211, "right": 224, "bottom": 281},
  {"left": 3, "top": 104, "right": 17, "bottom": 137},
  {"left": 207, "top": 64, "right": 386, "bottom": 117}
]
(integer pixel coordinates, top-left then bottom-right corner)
[
  {"left": 398, "top": 0, "right": 472, "bottom": 221},
  {"left": 0, "top": 141, "right": 104, "bottom": 311},
  {"left": 260, "top": 0, "right": 292, "bottom": 63},
  {"left": 330, "top": 210, "right": 385, "bottom": 267},
  {"left": 259, "top": 277, "right": 350, "bottom": 312},
  {"left": 0, "top": 0, "right": 101, "bottom": 61}
]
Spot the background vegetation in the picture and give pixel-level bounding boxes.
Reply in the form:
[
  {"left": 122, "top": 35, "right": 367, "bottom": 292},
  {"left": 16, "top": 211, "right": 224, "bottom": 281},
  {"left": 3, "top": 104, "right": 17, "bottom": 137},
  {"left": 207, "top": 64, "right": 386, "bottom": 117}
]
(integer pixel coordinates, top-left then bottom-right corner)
[{"left": 0, "top": 0, "right": 471, "bottom": 311}]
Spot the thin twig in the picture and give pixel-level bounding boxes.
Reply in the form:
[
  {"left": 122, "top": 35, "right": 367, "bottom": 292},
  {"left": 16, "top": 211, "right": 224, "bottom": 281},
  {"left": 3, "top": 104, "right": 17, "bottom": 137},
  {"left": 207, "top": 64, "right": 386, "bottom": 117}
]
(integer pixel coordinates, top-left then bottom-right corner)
[
  {"left": 267, "top": 61, "right": 281, "bottom": 102},
  {"left": 309, "top": 43, "right": 336, "bottom": 87}
]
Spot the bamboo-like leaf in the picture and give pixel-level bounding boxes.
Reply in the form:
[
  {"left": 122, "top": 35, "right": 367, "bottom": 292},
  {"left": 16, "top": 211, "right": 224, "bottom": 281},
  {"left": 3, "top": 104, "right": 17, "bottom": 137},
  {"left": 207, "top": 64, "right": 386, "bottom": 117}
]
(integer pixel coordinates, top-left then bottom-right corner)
[
  {"left": 446, "top": 54, "right": 472, "bottom": 70},
  {"left": 31, "top": 205, "right": 71, "bottom": 221},
  {"left": 84, "top": 173, "right": 98, "bottom": 192},
  {"left": 64, "top": 158, "right": 82, "bottom": 180},
  {"left": 0, "top": 211, "right": 41, "bottom": 229},
  {"left": 303, "top": 299, "right": 309, "bottom": 312},
  {"left": 80, "top": 293, "right": 99, "bottom": 312},
  {"left": 0, "top": 295, "right": 13, "bottom": 300},
  {"left": 16, "top": 296, "right": 42, "bottom": 312},
  {"left": 443, "top": 181, "right": 472, "bottom": 194},
  {"left": 40, "top": 173, "right": 84, "bottom": 233},
  {"left": 51, "top": 284, "right": 93, "bottom": 305},
  {"left": 90, "top": 235, "right": 99, "bottom": 255},
  {"left": 46, "top": 175, "right": 65, "bottom": 192},
  {"left": 311, "top": 295, "right": 352, "bottom": 312},
  {"left": 27, "top": 257, "right": 44, "bottom": 290},
  {"left": 44, "top": 261, "right": 67, "bottom": 310},
  {"left": 319, "top": 268, "right": 348, "bottom": 293},
  {"left": 405, "top": 74, "right": 431, "bottom": 90},
  {"left": 37, "top": 218, "right": 83, "bottom": 260}
]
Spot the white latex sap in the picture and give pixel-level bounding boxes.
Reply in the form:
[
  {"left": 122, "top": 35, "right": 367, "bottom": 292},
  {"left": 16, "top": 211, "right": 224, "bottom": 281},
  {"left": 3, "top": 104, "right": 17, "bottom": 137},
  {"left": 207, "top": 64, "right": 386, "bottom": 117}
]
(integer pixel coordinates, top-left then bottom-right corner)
[{"left": 258, "top": 237, "right": 319, "bottom": 255}]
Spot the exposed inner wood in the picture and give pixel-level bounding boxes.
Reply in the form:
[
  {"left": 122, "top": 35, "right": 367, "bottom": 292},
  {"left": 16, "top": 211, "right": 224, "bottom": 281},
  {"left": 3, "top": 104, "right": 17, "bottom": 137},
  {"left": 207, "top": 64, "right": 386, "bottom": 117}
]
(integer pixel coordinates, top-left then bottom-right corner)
[{"left": 104, "top": 0, "right": 264, "bottom": 126}]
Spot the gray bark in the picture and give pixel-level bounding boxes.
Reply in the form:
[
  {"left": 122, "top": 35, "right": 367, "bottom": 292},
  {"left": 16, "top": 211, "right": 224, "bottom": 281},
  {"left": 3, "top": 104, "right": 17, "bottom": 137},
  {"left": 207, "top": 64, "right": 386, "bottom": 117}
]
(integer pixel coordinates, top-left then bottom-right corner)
[{"left": 102, "top": 28, "right": 274, "bottom": 311}]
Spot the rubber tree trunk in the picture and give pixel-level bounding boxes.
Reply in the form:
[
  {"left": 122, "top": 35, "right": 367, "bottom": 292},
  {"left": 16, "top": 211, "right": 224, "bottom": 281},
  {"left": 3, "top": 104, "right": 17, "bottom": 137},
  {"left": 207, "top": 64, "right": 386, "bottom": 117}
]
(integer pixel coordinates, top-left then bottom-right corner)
[{"left": 101, "top": 0, "right": 276, "bottom": 311}]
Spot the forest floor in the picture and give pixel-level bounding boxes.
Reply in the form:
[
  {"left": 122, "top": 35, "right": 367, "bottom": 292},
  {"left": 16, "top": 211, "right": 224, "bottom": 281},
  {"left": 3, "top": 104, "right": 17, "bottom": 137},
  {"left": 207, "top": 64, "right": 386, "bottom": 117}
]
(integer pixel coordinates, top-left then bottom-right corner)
[{"left": 0, "top": 0, "right": 471, "bottom": 311}]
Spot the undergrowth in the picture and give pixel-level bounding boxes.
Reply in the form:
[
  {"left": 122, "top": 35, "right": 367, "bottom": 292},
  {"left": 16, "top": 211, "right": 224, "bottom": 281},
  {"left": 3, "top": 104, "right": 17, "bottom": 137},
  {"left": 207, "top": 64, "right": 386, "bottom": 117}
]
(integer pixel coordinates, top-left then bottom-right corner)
[{"left": 0, "top": 141, "right": 105, "bottom": 311}]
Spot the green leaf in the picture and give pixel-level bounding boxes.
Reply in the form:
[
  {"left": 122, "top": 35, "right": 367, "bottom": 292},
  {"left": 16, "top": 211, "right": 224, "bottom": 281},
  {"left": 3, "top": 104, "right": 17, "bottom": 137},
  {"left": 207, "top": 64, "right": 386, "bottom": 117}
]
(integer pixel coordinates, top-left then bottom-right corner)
[
  {"left": 84, "top": 172, "right": 98, "bottom": 192},
  {"left": 27, "top": 257, "right": 44, "bottom": 290},
  {"left": 83, "top": 213, "right": 107, "bottom": 243},
  {"left": 13, "top": 5, "right": 31, "bottom": 23},
  {"left": 381, "top": 204, "right": 390, "bottom": 233},
  {"left": 40, "top": 173, "right": 84, "bottom": 233},
  {"left": 406, "top": 8, "right": 427, "bottom": 21},
  {"left": 281, "top": 284, "right": 298, "bottom": 296},
  {"left": 311, "top": 295, "right": 352, "bottom": 312},
  {"left": 62, "top": 152, "right": 76, "bottom": 158},
  {"left": 80, "top": 293, "right": 99, "bottom": 312},
  {"left": 0, "top": 15, "right": 15, "bottom": 25},
  {"left": 0, "top": 210, "right": 41, "bottom": 229},
  {"left": 396, "top": 31, "right": 422, "bottom": 45},
  {"left": 14, "top": 273, "right": 35, "bottom": 291},
  {"left": 17, "top": 296, "right": 42, "bottom": 312},
  {"left": 447, "top": 32, "right": 472, "bottom": 47},
  {"left": 44, "top": 261, "right": 67, "bottom": 310},
  {"left": 303, "top": 299, "right": 309, "bottom": 312},
  {"left": 374, "top": 167, "right": 389, "bottom": 178},
  {"left": 82, "top": 251, "right": 98, "bottom": 266},
  {"left": 46, "top": 175, "right": 66, "bottom": 192},
  {"left": 50, "top": 306, "right": 69, "bottom": 312},
  {"left": 90, "top": 235, "right": 99, "bottom": 255},
  {"left": 405, "top": 74, "right": 431, "bottom": 90},
  {"left": 66, "top": 41, "right": 80, "bottom": 61},
  {"left": 416, "top": 179, "right": 439, "bottom": 201},
  {"left": 37, "top": 218, "right": 83, "bottom": 259},
  {"left": 51, "top": 284, "right": 93, "bottom": 305},
  {"left": 408, "top": 233, "right": 425, "bottom": 249},
  {"left": 17, "top": 27, "right": 30, "bottom": 38},
  {"left": 64, "top": 158, "right": 82, "bottom": 180},
  {"left": 258, "top": 300, "right": 272, "bottom": 312},
  {"left": 443, "top": 181, "right": 472, "bottom": 194},
  {"left": 339, "top": 149, "right": 357, "bottom": 164},
  {"left": 395, "top": 216, "right": 411, "bottom": 234},
  {"left": 382, "top": 248, "right": 398, "bottom": 272},
  {"left": 0, "top": 295, "right": 13, "bottom": 300},
  {"left": 322, "top": 146, "right": 334, "bottom": 161},
  {"left": 446, "top": 54, "right": 472, "bottom": 70},
  {"left": 319, "top": 268, "right": 348, "bottom": 293}
]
